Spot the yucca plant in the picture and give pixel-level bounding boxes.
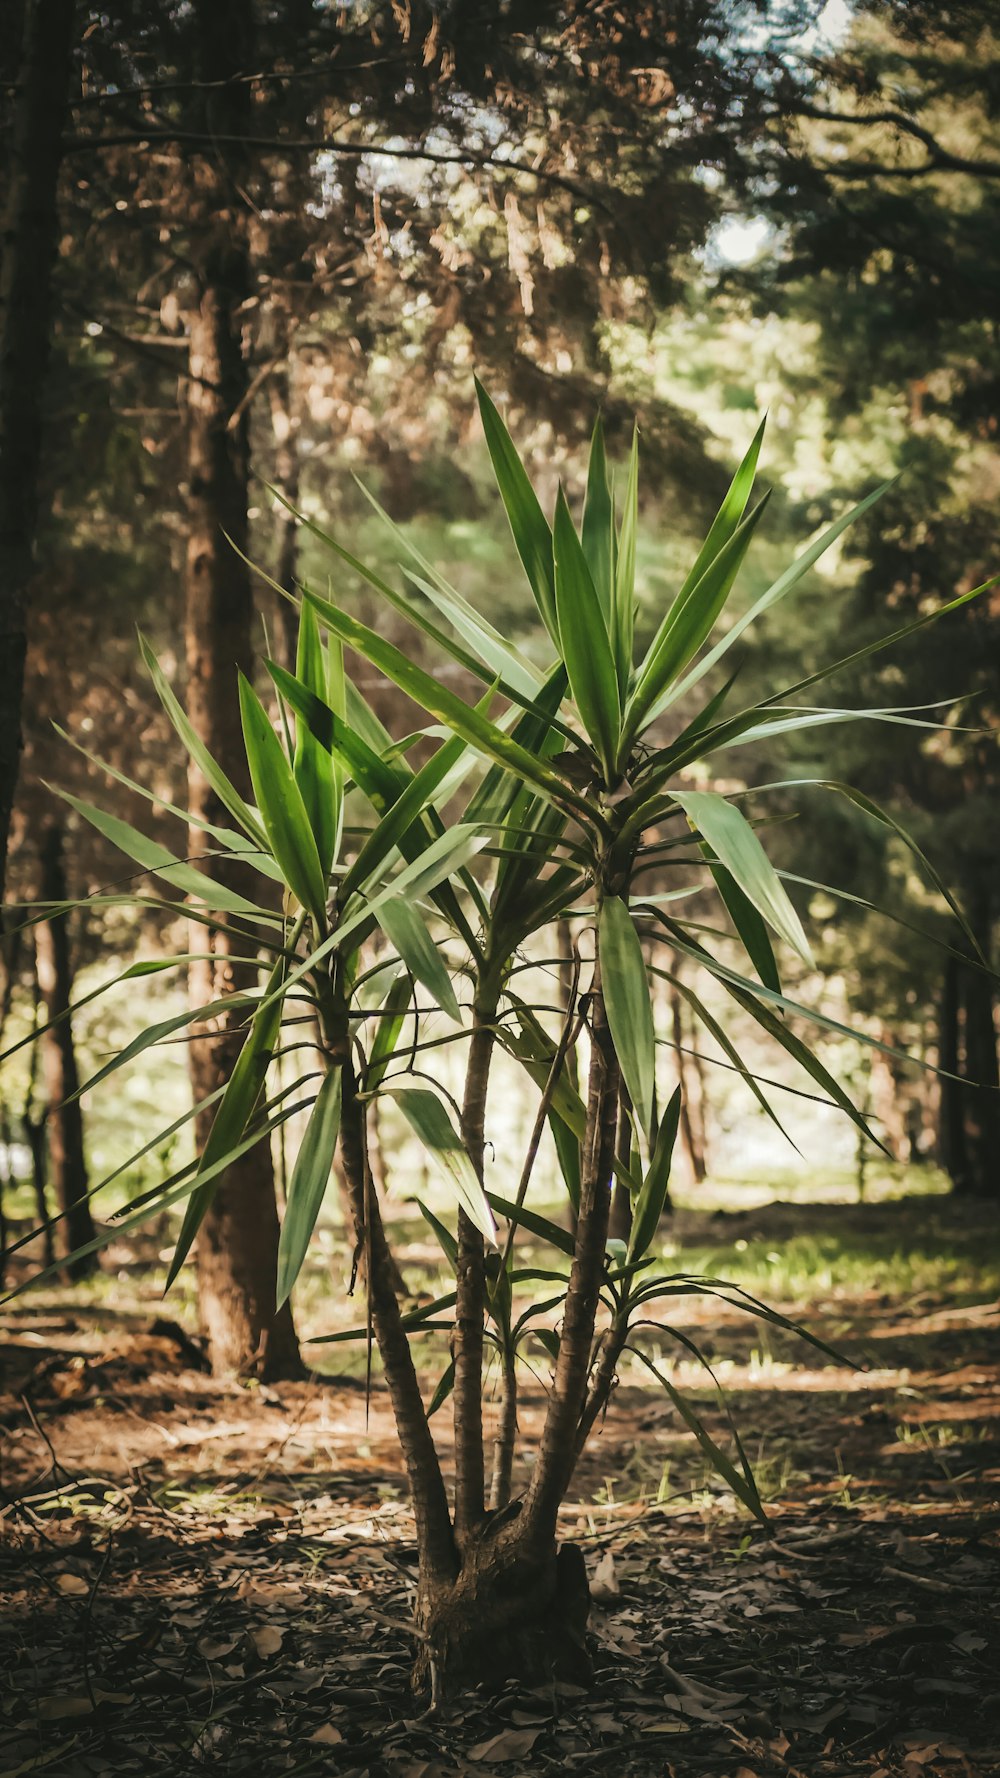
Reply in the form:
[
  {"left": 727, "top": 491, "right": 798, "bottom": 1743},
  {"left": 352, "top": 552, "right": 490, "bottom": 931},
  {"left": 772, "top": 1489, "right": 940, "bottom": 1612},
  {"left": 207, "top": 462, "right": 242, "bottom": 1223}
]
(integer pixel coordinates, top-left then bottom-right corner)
[{"left": 4, "top": 384, "right": 991, "bottom": 1694}]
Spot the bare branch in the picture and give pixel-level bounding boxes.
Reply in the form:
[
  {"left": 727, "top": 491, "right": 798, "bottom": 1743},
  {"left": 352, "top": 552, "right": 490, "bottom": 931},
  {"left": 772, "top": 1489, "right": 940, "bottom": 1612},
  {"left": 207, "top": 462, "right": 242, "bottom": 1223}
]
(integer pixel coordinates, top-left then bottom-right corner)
[
  {"left": 59, "top": 130, "right": 612, "bottom": 211},
  {"left": 784, "top": 101, "right": 1000, "bottom": 180}
]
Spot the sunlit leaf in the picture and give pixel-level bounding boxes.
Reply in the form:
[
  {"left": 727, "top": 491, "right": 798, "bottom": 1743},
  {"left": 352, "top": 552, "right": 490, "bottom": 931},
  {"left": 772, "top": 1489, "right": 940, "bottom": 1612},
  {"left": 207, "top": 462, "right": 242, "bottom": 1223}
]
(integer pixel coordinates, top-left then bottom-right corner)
[
  {"left": 673, "top": 789, "right": 813, "bottom": 967},
  {"left": 376, "top": 897, "right": 460, "bottom": 1022},
  {"left": 668, "top": 474, "right": 897, "bottom": 707},
  {"left": 276, "top": 1066, "right": 342, "bottom": 1307},
  {"left": 365, "top": 972, "right": 413, "bottom": 1093},
  {"left": 167, "top": 963, "right": 288, "bottom": 1285},
  {"left": 628, "top": 1086, "right": 681, "bottom": 1260},
  {"left": 581, "top": 413, "right": 614, "bottom": 623},
  {"left": 297, "top": 588, "right": 598, "bottom": 826},
  {"left": 624, "top": 494, "right": 769, "bottom": 750},
  {"left": 138, "top": 632, "right": 266, "bottom": 850},
  {"left": 599, "top": 894, "right": 657, "bottom": 1148},
  {"left": 53, "top": 724, "right": 284, "bottom": 884},
  {"left": 387, "top": 1087, "right": 497, "bottom": 1244},
  {"left": 238, "top": 673, "right": 328, "bottom": 925},
  {"left": 292, "top": 601, "right": 339, "bottom": 874},
  {"left": 613, "top": 425, "right": 639, "bottom": 697},
  {"left": 475, "top": 378, "right": 558, "bottom": 645},
  {"left": 48, "top": 789, "right": 272, "bottom": 919},
  {"left": 553, "top": 485, "right": 621, "bottom": 782}
]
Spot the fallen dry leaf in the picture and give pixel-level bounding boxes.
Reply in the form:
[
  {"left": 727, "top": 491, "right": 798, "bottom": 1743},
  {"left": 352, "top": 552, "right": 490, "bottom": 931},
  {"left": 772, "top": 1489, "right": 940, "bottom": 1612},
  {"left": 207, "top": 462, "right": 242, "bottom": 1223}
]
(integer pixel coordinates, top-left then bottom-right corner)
[
  {"left": 468, "top": 1727, "right": 541, "bottom": 1762},
  {"left": 251, "top": 1624, "right": 284, "bottom": 1658},
  {"left": 37, "top": 1690, "right": 133, "bottom": 1720},
  {"left": 591, "top": 1549, "right": 620, "bottom": 1603},
  {"left": 55, "top": 1572, "right": 89, "bottom": 1596},
  {"left": 197, "top": 1634, "right": 239, "bottom": 1660}
]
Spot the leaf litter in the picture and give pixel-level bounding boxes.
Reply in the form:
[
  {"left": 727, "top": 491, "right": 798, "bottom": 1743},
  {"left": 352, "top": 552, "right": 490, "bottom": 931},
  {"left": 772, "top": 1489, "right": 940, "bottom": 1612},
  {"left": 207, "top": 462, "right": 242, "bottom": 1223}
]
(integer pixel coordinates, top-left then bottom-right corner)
[{"left": 1, "top": 1195, "right": 999, "bottom": 1775}]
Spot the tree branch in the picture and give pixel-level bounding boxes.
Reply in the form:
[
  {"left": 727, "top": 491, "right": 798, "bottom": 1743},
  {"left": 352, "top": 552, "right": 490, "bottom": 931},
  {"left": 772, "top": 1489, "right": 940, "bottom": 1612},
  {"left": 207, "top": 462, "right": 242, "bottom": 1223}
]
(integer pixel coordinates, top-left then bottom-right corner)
[
  {"left": 59, "top": 130, "right": 611, "bottom": 209},
  {"left": 784, "top": 101, "right": 1000, "bottom": 180}
]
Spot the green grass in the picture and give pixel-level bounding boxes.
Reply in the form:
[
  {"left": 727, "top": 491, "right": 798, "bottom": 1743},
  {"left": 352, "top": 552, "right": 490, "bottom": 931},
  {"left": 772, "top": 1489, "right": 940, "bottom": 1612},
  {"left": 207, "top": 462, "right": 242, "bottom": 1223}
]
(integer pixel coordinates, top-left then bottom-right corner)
[
  {"left": 653, "top": 1227, "right": 1000, "bottom": 1307},
  {"left": 6, "top": 1171, "right": 998, "bottom": 1385}
]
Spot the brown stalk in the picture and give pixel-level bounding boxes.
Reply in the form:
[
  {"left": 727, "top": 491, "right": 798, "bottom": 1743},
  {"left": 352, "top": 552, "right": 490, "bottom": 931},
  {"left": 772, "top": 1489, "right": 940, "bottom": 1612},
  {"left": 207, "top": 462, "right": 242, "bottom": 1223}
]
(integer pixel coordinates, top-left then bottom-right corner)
[
  {"left": 453, "top": 986, "right": 497, "bottom": 1538},
  {"left": 488, "top": 953, "right": 584, "bottom": 1511},
  {"left": 575, "top": 1314, "right": 631, "bottom": 1458},
  {"left": 338, "top": 1052, "right": 456, "bottom": 1583},
  {"left": 522, "top": 942, "right": 620, "bottom": 1545}
]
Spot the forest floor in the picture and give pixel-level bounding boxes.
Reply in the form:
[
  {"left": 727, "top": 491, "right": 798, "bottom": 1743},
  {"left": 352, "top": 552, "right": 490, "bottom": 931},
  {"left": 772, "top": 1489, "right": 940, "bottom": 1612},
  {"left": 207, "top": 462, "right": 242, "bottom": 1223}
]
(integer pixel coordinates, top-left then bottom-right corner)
[{"left": 1, "top": 1185, "right": 998, "bottom": 1778}]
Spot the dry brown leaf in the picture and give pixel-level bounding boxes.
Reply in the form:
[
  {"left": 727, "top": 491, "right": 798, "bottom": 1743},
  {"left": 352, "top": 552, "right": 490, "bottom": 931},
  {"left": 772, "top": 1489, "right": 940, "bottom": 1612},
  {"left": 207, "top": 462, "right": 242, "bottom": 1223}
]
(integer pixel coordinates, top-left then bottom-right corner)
[
  {"left": 309, "top": 1724, "right": 344, "bottom": 1744},
  {"left": 468, "top": 1727, "right": 541, "bottom": 1762},
  {"left": 38, "top": 1689, "right": 133, "bottom": 1719},
  {"left": 197, "top": 1635, "right": 239, "bottom": 1660},
  {"left": 591, "top": 1549, "right": 620, "bottom": 1603},
  {"left": 954, "top": 1631, "right": 986, "bottom": 1653},
  {"left": 251, "top": 1624, "right": 284, "bottom": 1657},
  {"left": 55, "top": 1572, "right": 89, "bottom": 1596}
]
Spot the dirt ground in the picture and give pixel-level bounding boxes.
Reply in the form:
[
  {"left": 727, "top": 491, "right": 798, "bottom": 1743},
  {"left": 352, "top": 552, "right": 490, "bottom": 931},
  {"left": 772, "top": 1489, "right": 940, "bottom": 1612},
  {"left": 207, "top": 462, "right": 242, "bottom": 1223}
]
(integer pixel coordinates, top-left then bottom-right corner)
[{"left": 1, "top": 1192, "right": 999, "bottom": 1777}]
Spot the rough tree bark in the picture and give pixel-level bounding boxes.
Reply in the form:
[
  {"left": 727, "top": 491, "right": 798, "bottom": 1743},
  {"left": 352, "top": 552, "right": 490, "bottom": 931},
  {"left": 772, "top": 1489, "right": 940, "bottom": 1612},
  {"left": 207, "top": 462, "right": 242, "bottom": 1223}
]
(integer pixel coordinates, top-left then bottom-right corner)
[
  {"left": 267, "top": 362, "right": 301, "bottom": 671},
  {"left": 183, "top": 0, "right": 300, "bottom": 1378},
  {"left": 960, "top": 893, "right": 998, "bottom": 1200},
  {"left": 0, "top": 0, "right": 76, "bottom": 904},
  {"left": 34, "top": 824, "right": 96, "bottom": 1277},
  {"left": 870, "top": 1028, "right": 910, "bottom": 1164},
  {"left": 938, "top": 954, "right": 969, "bottom": 1189}
]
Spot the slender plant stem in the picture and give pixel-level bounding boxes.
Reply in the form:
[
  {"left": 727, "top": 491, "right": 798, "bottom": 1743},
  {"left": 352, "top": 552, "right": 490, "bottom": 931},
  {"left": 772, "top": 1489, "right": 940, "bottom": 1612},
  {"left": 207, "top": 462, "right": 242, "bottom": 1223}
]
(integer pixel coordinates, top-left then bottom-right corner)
[
  {"left": 522, "top": 917, "right": 620, "bottom": 1545},
  {"left": 453, "top": 982, "right": 497, "bottom": 1538},
  {"left": 488, "top": 955, "right": 584, "bottom": 1510},
  {"left": 608, "top": 1079, "right": 634, "bottom": 1242},
  {"left": 489, "top": 1346, "right": 518, "bottom": 1511},
  {"left": 575, "top": 1312, "right": 630, "bottom": 1456},
  {"left": 338, "top": 1054, "right": 456, "bottom": 1582}
]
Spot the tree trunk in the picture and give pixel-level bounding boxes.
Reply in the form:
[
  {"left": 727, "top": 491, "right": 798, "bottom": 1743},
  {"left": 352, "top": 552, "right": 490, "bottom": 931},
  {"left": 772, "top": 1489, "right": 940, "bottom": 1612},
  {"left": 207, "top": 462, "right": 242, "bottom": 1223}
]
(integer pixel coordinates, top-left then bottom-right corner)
[
  {"left": 961, "top": 947, "right": 998, "bottom": 1201},
  {"left": 182, "top": 0, "right": 300, "bottom": 1379},
  {"left": 0, "top": 0, "right": 76, "bottom": 904},
  {"left": 938, "top": 954, "right": 969, "bottom": 1189},
  {"left": 364, "top": 1098, "right": 408, "bottom": 1297},
  {"left": 267, "top": 362, "right": 301, "bottom": 670},
  {"left": 417, "top": 963, "right": 619, "bottom": 1692},
  {"left": 0, "top": 915, "right": 20, "bottom": 1283},
  {"left": 870, "top": 1027, "right": 910, "bottom": 1164},
  {"left": 34, "top": 825, "right": 96, "bottom": 1277},
  {"left": 22, "top": 933, "right": 55, "bottom": 1268}
]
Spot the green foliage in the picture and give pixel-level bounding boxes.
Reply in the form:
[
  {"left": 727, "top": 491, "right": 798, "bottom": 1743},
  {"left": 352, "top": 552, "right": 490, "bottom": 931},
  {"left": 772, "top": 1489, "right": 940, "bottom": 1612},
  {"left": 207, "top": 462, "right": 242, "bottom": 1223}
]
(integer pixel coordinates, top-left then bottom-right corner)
[
  {"left": 277, "top": 1067, "right": 343, "bottom": 1309},
  {"left": 8, "top": 385, "right": 986, "bottom": 1523}
]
